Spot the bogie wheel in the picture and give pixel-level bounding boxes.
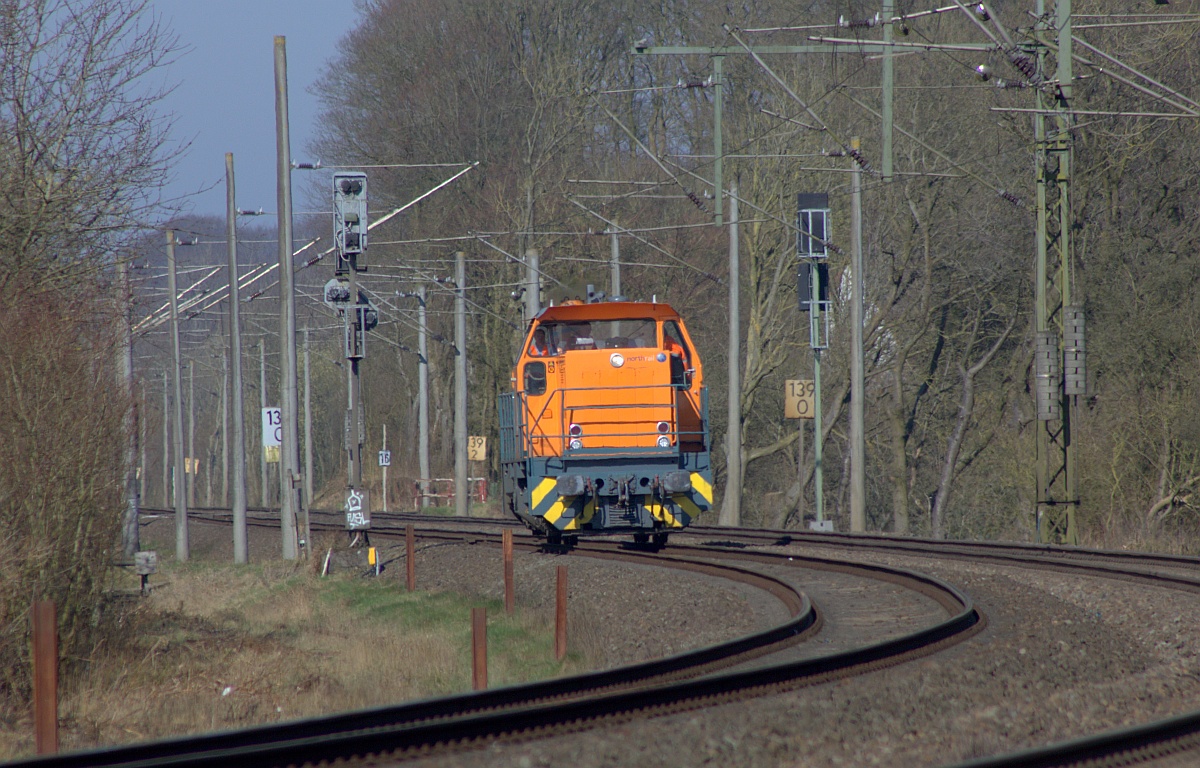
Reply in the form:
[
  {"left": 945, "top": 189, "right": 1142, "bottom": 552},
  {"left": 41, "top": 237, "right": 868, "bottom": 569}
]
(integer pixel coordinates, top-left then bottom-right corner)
[
  {"left": 653, "top": 532, "right": 669, "bottom": 548},
  {"left": 633, "top": 533, "right": 650, "bottom": 545}
]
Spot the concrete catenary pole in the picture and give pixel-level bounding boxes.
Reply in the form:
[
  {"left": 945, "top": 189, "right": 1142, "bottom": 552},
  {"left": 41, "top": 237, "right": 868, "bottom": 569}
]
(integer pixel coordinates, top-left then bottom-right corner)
[
  {"left": 139, "top": 381, "right": 147, "bottom": 507},
  {"left": 259, "top": 339, "right": 268, "bottom": 509},
  {"left": 719, "top": 188, "right": 741, "bottom": 526},
  {"left": 161, "top": 371, "right": 169, "bottom": 507},
  {"left": 167, "top": 230, "right": 189, "bottom": 561},
  {"left": 273, "top": 35, "right": 300, "bottom": 559},
  {"left": 418, "top": 286, "right": 430, "bottom": 509},
  {"left": 610, "top": 223, "right": 621, "bottom": 299},
  {"left": 187, "top": 360, "right": 195, "bottom": 507},
  {"left": 525, "top": 248, "right": 540, "bottom": 323},
  {"left": 221, "top": 352, "right": 228, "bottom": 507},
  {"left": 118, "top": 256, "right": 139, "bottom": 556},
  {"left": 455, "top": 251, "right": 469, "bottom": 517},
  {"left": 850, "top": 138, "right": 866, "bottom": 533},
  {"left": 882, "top": 0, "right": 895, "bottom": 181},
  {"left": 303, "top": 325, "right": 313, "bottom": 540},
  {"left": 226, "top": 153, "right": 249, "bottom": 563}
]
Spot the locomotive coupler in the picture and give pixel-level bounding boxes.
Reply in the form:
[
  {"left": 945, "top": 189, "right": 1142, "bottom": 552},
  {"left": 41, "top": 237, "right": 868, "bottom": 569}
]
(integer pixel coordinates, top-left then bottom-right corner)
[{"left": 618, "top": 476, "right": 634, "bottom": 506}]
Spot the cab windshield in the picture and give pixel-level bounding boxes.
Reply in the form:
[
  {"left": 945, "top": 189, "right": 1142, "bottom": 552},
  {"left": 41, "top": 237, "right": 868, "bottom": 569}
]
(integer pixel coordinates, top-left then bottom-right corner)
[{"left": 534, "top": 318, "right": 657, "bottom": 353}]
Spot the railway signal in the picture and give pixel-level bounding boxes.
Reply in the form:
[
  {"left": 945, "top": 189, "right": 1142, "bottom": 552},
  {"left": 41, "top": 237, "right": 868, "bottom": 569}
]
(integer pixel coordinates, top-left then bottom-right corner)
[
  {"left": 798, "top": 193, "right": 832, "bottom": 532},
  {"left": 333, "top": 171, "right": 368, "bottom": 274},
  {"left": 331, "top": 171, "right": 373, "bottom": 537}
]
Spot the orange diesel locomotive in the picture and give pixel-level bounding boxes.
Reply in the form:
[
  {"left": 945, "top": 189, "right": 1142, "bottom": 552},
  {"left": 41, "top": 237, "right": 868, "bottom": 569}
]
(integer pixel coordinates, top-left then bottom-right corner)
[{"left": 498, "top": 300, "right": 713, "bottom": 545}]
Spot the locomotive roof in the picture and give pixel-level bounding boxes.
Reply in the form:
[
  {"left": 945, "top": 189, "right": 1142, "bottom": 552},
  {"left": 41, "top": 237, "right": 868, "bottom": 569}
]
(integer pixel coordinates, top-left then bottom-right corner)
[{"left": 533, "top": 300, "right": 682, "bottom": 323}]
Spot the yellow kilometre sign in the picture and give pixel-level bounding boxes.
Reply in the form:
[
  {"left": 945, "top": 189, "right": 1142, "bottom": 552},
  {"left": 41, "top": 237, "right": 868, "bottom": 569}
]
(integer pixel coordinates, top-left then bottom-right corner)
[
  {"left": 468, "top": 436, "right": 487, "bottom": 462},
  {"left": 785, "top": 379, "right": 815, "bottom": 420}
]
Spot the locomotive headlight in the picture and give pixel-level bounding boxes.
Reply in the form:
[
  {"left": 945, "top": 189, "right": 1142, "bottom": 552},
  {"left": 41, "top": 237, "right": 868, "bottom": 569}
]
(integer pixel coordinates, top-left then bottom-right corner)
[
  {"left": 610, "top": 353, "right": 625, "bottom": 368},
  {"left": 656, "top": 436, "right": 672, "bottom": 448},
  {"left": 569, "top": 438, "right": 584, "bottom": 450},
  {"left": 656, "top": 421, "right": 670, "bottom": 434},
  {"left": 569, "top": 423, "right": 583, "bottom": 437}
]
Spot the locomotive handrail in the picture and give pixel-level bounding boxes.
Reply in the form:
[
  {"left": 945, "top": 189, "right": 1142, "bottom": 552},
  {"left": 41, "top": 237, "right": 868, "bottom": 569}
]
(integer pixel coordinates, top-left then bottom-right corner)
[{"left": 516, "top": 382, "right": 701, "bottom": 457}]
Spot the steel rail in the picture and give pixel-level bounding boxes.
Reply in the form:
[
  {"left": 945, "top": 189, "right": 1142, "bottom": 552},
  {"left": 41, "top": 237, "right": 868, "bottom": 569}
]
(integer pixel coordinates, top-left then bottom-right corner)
[
  {"left": 184, "top": 506, "right": 1199, "bottom": 574},
  {"left": 51, "top": 515, "right": 981, "bottom": 768},
  {"left": 147, "top": 509, "right": 1200, "bottom": 767},
  {"left": 945, "top": 707, "right": 1200, "bottom": 767},
  {"left": 676, "top": 524, "right": 1200, "bottom": 583}
]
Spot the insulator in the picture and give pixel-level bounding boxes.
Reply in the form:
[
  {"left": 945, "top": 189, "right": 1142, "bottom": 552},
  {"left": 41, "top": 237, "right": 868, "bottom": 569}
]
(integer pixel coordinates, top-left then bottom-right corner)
[
  {"left": 1035, "top": 331, "right": 1062, "bottom": 420},
  {"left": 974, "top": 3, "right": 990, "bottom": 20},
  {"left": 847, "top": 146, "right": 874, "bottom": 173},
  {"left": 975, "top": 64, "right": 992, "bottom": 81},
  {"left": 1006, "top": 48, "right": 1041, "bottom": 82},
  {"left": 999, "top": 190, "right": 1022, "bottom": 206},
  {"left": 1063, "top": 306, "right": 1086, "bottom": 396},
  {"left": 840, "top": 12, "right": 880, "bottom": 29}
]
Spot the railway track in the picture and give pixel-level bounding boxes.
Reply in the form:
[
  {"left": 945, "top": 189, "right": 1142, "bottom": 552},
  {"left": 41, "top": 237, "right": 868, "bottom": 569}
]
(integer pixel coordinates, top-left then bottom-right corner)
[
  {"left": 103, "top": 509, "right": 1200, "bottom": 767},
  {"left": 19, "top": 509, "right": 980, "bottom": 768}
]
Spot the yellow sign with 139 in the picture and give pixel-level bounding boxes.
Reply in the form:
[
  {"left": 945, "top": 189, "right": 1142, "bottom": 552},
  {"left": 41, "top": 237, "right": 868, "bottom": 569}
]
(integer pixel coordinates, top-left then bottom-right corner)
[{"left": 785, "top": 380, "right": 815, "bottom": 420}]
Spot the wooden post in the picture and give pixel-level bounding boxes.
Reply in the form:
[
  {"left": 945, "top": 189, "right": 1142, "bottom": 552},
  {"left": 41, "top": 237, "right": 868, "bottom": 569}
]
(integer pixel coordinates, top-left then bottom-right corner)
[
  {"left": 554, "top": 565, "right": 568, "bottom": 661},
  {"left": 31, "top": 601, "right": 58, "bottom": 754},
  {"left": 502, "top": 529, "right": 514, "bottom": 615},
  {"left": 471, "top": 606, "right": 487, "bottom": 690},
  {"left": 405, "top": 524, "right": 415, "bottom": 591}
]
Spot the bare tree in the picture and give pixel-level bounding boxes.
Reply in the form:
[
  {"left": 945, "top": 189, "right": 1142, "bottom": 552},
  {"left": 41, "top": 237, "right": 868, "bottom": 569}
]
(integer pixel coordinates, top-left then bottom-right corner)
[
  {"left": 0, "top": 0, "right": 177, "bottom": 698},
  {"left": 0, "top": 0, "right": 179, "bottom": 293}
]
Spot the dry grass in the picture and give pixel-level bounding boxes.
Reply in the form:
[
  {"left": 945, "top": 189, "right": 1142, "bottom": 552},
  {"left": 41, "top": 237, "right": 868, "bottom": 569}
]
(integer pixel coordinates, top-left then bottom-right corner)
[{"left": 0, "top": 560, "right": 583, "bottom": 760}]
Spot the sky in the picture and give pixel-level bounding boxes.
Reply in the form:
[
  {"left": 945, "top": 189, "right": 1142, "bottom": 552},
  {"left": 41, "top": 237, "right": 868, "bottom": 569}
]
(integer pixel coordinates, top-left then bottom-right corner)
[{"left": 151, "top": 1, "right": 361, "bottom": 221}]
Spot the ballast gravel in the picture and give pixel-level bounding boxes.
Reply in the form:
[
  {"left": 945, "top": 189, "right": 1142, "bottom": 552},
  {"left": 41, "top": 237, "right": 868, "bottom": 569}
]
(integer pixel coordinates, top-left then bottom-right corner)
[
  {"left": 396, "top": 544, "right": 1200, "bottom": 768},
  {"left": 145, "top": 518, "right": 1200, "bottom": 766}
]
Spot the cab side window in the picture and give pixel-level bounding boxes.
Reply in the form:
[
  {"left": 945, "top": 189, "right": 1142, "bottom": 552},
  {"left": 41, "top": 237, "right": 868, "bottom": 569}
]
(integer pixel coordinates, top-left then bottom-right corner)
[
  {"left": 662, "top": 321, "right": 690, "bottom": 363},
  {"left": 662, "top": 321, "right": 692, "bottom": 388},
  {"left": 524, "top": 361, "right": 547, "bottom": 396}
]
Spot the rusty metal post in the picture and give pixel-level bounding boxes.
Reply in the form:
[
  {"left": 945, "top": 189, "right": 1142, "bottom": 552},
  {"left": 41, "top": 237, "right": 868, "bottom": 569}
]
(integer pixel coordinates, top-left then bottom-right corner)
[
  {"left": 471, "top": 606, "right": 487, "bottom": 690},
  {"left": 554, "top": 565, "right": 568, "bottom": 661},
  {"left": 31, "top": 601, "right": 58, "bottom": 754},
  {"left": 502, "top": 529, "right": 514, "bottom": 615},
  {"left": 405, "top": 524, "right": 416, "bottom": 591}
]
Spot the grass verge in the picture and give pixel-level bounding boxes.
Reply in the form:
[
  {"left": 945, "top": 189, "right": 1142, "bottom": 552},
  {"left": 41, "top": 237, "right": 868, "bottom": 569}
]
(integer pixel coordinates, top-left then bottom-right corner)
[{"left": 0, "top": 559, "right": 584, "bottom": 760}]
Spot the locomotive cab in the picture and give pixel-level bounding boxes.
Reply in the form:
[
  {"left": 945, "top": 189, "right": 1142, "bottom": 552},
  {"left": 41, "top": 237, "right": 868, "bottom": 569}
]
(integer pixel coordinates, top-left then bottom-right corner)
[{"left": 498, "top": 301, "right": 713, "bottom": 542}]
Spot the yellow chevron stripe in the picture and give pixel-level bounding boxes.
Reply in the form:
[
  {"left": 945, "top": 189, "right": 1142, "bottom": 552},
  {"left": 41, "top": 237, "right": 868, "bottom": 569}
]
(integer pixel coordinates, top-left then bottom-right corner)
[
  {"left": 644, "top": 495, "right": 682, "bottom": 528},
  {"left": 690, "top": 473, "right": 713, "bottom": 505},
  {"left": 580, "top": 497, "right": 597, "bottom": 525},
  {"left": 673, "top": 494, "right": 701, "bottom": 518},
  {"left": 545, "top": 496, "right": 584, "bottom": 530},
  {"left": 543, "top": 498, "right": 568, "bottom": 525},
  {"left": 531, "top": 477, "right": 557, "bottom": 510}
]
